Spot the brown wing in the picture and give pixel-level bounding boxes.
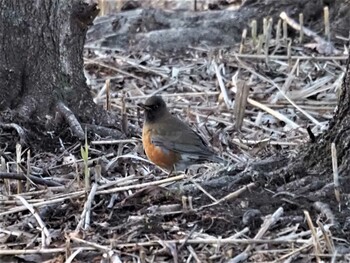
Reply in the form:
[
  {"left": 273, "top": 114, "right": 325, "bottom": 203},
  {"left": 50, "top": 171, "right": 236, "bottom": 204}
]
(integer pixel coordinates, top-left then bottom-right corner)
[{"left": 150, "top": 114, "right": 216, "bottom": 158}]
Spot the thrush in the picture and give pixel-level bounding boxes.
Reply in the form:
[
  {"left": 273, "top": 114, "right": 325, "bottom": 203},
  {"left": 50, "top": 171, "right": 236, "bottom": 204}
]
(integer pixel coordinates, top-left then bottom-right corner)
[{"left": 138, "top": 96, "right": 225, "bottom": 172}]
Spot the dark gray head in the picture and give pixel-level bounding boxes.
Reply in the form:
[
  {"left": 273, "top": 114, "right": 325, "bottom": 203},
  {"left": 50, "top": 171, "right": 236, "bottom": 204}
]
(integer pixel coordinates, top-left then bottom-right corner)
[{"left": 138, "top": 96, "right": 168, "bottom": 123}]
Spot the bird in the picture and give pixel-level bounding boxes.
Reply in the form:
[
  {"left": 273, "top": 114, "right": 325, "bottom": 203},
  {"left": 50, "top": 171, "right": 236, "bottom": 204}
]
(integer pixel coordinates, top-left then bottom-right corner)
[{"left": 138, "top": 96, "right": 226, "bottom": 173}]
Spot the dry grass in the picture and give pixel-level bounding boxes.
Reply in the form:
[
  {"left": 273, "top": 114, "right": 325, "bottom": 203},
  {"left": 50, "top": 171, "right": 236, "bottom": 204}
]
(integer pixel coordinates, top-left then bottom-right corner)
[{"left": 1, "top": 3, "right": 349, "bottom": 263}]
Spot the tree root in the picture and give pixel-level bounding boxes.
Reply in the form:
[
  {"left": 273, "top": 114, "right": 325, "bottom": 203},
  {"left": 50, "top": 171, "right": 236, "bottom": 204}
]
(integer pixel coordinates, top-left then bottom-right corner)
[
  {"left": 56, "top": 101, "right": 85, "bottom": 140},
  {"left": 0, "top": 172, "right": 63, "bottom": 187},
  {"left": 56, "top": 101, "right": 125, "bottom": 140},
  {"left": 84, "top": 123, "right": 125, "bottom": 139},
  {"left": 0, "top": 122, "right": 27, "bottom": 145}
]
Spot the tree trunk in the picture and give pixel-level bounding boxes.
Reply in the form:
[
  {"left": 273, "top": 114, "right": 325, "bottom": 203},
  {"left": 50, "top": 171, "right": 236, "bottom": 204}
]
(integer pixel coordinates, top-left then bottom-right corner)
[
  {"left": 301, "top": 51, "right": 350, "bottom": 188},
  {"left": 0, "top": 0, "right": 119, "bottom": 148}
]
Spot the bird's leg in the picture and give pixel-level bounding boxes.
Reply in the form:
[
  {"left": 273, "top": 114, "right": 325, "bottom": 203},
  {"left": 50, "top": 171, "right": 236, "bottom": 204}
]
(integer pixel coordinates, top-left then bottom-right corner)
[
  {"left": 168, "top": 166, "right": 174, "bottom": 176},
  {"left": 168, "top": 164, "right": 178, "bottom": 176}
]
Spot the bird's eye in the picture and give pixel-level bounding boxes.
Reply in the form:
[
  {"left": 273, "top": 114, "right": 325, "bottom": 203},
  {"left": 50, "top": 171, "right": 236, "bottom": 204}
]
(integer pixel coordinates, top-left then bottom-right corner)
[{"left": 153, "top": 104, "right": 159, "bottom": 110}]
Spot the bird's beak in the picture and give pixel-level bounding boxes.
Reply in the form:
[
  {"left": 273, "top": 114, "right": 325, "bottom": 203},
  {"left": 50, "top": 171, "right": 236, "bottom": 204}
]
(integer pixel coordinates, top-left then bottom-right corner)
[{"left": 137, "top": 103, "right": 150, "bottom": 110}]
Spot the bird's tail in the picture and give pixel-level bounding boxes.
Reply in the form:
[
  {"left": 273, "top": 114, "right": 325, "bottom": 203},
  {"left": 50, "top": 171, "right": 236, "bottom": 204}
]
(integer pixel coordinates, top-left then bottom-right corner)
[{"left": 208, "top": 154, "right": 228, "bottom": 165}]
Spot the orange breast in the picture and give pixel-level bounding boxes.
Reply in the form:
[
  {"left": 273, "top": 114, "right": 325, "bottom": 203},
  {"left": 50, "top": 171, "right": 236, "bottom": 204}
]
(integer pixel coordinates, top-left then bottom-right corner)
[{"left": 142, "top": 126, "right": 180, "bottom": 170}]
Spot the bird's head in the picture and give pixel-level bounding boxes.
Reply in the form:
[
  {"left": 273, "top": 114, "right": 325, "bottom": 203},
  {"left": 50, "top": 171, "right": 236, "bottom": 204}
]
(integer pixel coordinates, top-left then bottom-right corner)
[{"left": 138, "top": 96, "right": 168, "bottom": 123}]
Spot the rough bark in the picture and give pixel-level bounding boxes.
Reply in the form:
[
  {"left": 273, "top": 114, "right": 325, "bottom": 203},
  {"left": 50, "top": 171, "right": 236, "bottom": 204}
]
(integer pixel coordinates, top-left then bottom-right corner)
[
  {"left": 0, "top": 0, "right": 118, "bottom": 144},
  {"left": 301, "top": 51, "right": 350, "bottom": 180}
]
